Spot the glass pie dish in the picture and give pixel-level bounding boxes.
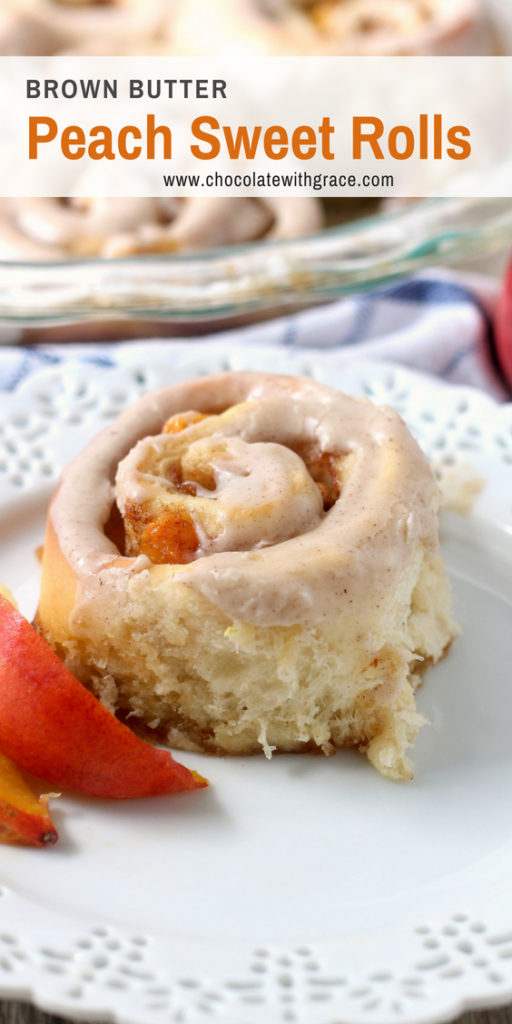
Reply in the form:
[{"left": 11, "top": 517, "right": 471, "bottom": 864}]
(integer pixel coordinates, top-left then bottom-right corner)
[{"left": 1, "top": 197, "right": 511, "bottom": 342}]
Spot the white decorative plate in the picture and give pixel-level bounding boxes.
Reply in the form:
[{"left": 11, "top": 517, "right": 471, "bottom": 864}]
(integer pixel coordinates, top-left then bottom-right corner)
[{"left": 0, "top": 347, "right": 511, "bottom": 1024}]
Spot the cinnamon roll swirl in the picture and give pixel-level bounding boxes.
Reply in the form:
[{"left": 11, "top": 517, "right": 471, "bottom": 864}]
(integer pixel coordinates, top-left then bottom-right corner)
[{"left": 37, "top": 372, "right": 457, "bottom": 780}]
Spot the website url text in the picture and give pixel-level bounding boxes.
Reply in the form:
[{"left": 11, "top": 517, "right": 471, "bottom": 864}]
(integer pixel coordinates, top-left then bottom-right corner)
[{"left": 163, "top": 170, "right": 395, "bottom": 191}]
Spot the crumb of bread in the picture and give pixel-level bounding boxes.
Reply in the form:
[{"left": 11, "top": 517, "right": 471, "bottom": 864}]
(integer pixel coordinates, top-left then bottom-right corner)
[
  {"left": 43, "top": 548, "right": 457, "bottom": 781},
  {"left": 435, "top": 463, "right": 485, "bottom": 515}
]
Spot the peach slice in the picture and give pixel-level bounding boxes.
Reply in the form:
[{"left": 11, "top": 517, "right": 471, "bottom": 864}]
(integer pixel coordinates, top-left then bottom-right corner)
[
  {"left": 0, "top": 751, "right": 58, "bottom": 847},
  {"left": 0, "top": 595, "right": 207, "bottom": 799}
]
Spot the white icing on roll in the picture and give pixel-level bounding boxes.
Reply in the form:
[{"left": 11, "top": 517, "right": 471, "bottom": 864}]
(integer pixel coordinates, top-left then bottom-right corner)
[
  {"left": 50, "top": 372, "right": 440, "bottom": 628},
  {"left": 116, "top": 428, "right": 325, "bottom": 556}
]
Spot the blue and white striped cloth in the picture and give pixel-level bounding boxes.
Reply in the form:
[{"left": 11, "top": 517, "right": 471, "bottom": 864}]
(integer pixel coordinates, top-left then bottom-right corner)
[{"left": 0, "top": 270, "right": 507, "bottom": 400}]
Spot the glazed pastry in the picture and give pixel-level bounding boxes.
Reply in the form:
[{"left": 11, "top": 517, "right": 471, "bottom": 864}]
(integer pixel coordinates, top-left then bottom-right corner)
[
  {"left": 172, "top": 0, "right": 490, "bottom": 56},
  {"left": 37, "top": 372, "right": 458, "bottom": 780},
  {"left": 0, "top": 197, "right": 323, "bottom": 259},
  {"left": 0, "top": 0, "right": 489, "bottom": 56}
]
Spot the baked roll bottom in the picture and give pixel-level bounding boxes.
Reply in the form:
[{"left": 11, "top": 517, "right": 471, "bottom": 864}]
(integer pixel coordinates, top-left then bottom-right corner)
[{"left": 38, "top": 525, "right": 454, "bottom": 780}]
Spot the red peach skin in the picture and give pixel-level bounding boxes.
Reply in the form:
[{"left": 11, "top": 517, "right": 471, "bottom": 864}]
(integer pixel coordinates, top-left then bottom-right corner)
[
  {"left": 0, "top": 595, "right": 207, "bottom": 799},
  {"left": 496, "top": 257, "right": 512, "bottom": 392}
]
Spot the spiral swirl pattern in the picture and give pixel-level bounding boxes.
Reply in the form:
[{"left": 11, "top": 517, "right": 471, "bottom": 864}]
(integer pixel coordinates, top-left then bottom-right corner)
[{"left": 108, "top": 374, "right": 439, "bottom": 628}]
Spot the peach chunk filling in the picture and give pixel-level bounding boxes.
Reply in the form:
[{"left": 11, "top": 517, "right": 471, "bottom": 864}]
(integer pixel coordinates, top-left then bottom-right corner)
[
  {"left": 120, "top": 410, "right": 343, "bottom": 565},
  {"left": 163, "top": 410, "right": 209, "bottom": 434},
  {"left": 122, "top": 410, "right": 211, "bottom": 564},
  {"left": 137, "top": 510, "right": 199, "bottom": 565}
]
